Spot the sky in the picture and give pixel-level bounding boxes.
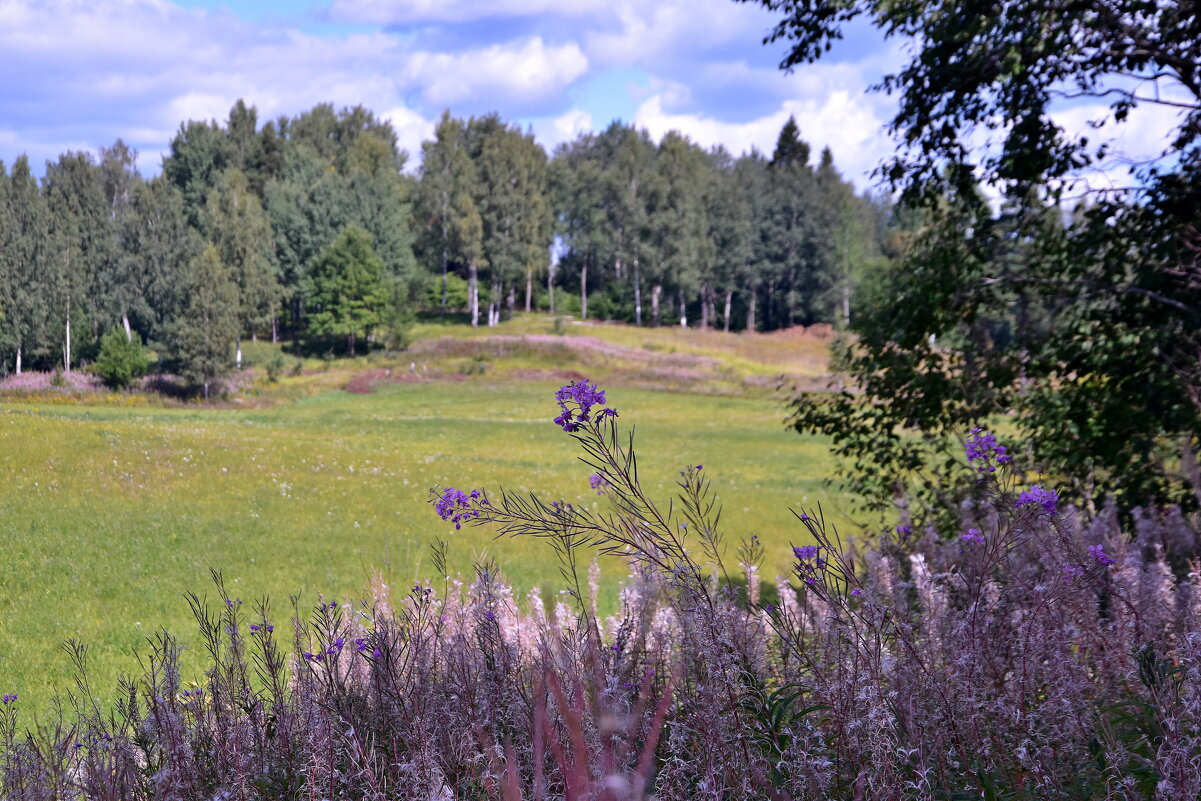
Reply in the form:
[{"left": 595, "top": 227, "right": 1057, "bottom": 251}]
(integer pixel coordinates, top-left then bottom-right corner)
[
  {"left": 0, "top": 0, "right": 1184, "bottom": 192},
  {"left": 0, "top": 0, "right": 906, "bottom": 188}
]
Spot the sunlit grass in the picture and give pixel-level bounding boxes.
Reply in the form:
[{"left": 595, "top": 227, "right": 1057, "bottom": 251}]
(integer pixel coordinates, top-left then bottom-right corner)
[{"left": 0, "top": 320, "right": 861, "bottom": 715}]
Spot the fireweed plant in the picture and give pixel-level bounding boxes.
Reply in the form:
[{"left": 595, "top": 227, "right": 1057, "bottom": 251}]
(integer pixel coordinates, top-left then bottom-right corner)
[{"left": 1, "top": 381, "right": 1200, "bottom": 800}]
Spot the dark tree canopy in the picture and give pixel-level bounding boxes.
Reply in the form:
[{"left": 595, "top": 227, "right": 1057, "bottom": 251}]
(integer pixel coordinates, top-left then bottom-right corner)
[{"left": 745, "top": 0, "right": 1201, "bottom": 519}]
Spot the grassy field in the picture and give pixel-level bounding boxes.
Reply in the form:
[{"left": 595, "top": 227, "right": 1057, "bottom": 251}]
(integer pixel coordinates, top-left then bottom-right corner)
[{"left": 0, "top": 316, "right": 863, "bottom": 714}]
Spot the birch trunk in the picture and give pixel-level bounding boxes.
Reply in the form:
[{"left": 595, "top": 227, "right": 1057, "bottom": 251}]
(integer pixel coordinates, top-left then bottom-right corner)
[
  {"left": 580, "top": 262, "right": 588, "bottom": 320},
  {"left": 633, "top": 261, "right": 642, "bottom": 326},
  {"left": 15, "top": 347, "right": 21, "bottom": 376},
  {"left": 64, "top": 298, "right": 72, "bottom": 372},
  {"left": 699, "top": 285, "right": 709, "bottom": 329},
  {"left": 236, "top": 339, "right": 243, "bottom": 370},
  {"left": 678, "top": 287, "right": 687, "bottom": 328},
  {"left": 525, "top": 268, "right": 532, "bottom": 313},
  {"left": 746, "top": 291, "right": 756, "bottom": 333},
  {"left": 724, "top": 289, "right": 733, "bottom": 333},
  {"left": 123, "top": 315, "right": 132, "bottom": 341},
  {"left": 469, "top": 262, "right": 479, "bottom": 328}
]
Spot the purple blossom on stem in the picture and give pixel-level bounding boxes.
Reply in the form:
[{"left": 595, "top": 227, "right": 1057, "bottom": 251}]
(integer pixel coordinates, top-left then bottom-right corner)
[
  {"left": 850, "top": 588, "right": 864, "bottom": 597},
  {"left": 1062, "top": 563, "right": 1086, "bottom": 580},
  {"left": 1088, "top": 544, "right": 1116, "bottom": 566},
  {"left": 2, "top": 693, "right": 17, "bottom": 704},
  {"left": 589, "top": 472, "right": 610, "bottom": 494},
  {"left": 965, "top": 427, "right": 1011, "bottom": 473},
  {"left": 554, "top": 380, "right": 617, "bottom": 432},
  {"left": 433, "top": 487, "right": 486, "bottom": 529},
  {"left": 1016, "top": 485, "right": 1058, "bottom": 515},
  {"left": 961, "top": 528, "right": 985, "bottom": 545}
]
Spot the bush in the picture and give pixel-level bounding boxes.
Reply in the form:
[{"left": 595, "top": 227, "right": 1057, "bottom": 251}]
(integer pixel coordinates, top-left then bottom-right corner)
[
  {"left": 424, "top": 272, "right": 470, "bottom": 310},
  {"left": 93, "top": 327, "right": 150, "bottom": 389}
]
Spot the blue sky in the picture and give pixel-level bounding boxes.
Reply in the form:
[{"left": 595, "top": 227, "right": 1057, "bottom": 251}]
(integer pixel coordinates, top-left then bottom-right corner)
[
  {"left": 3, "top": 0, "right": 1179, "bottom": 191},
  {"left": 0, "top": 0, "right": 908, "bottom": 186}
]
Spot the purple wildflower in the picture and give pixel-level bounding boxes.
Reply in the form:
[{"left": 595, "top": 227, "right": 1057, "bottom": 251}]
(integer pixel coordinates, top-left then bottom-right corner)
[
  {"left": 372, "top": 648, "right": 382, "bottom": 659},
  {"left": 1088, "top": 544, "right": 1116, "bottom": 566},
  {"left": 793, "top": 545, "right": 820, "bottom": 560},
  {"left": 554, "top": 380, "right": 617, "bottom": 432},
  {"left": 1016, "top": 485, "right": 1058, "bottom": 515},
  {"left": 1062, "top": 563, "right": 1085, "bottom": 580},
  {"left": 896, "top": 524, "right": 912, "bottom": 537},
  {"left": 2, "top": 693, "right": 17, "bottom": 704},
  {"left": 433, "top": 487, "right": 485, "bottom": 529},
  {"left": 850, "top": 588, "right": 864, "bottom": 597},
  {"left": 589, "top": 472, "right": 610, "bottom": 494},
  {"left": 249, "top": 624, "right": 260, "bottom": 632},
  {"left": 965, "top": 427, "right": 1011, "bottom": 473},
  {"left": 961, "top": 528, "right": 985, "bottom": 545}
]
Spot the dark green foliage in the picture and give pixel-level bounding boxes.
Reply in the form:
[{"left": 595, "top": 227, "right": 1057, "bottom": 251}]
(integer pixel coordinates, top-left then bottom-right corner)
[
  {"left": 424, "top": 272, "right": 469, "bottom": 310},
  {"left": 169, "top": 244, "right": 239, "bottom": 399},
  {"left": 94, "top": 326, "right": 150, "bottom": 389},
  {"left": 750, "top": 0, "right": 1201, "bottom": 519},
  {"left": 303, "top": 225, "right": 389, "bottom": 356}
]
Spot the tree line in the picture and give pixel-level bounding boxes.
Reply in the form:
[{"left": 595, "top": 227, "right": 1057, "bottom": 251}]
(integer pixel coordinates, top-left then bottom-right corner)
[{"left": 0, "top": 100, "right": 892, "bottom": 391}]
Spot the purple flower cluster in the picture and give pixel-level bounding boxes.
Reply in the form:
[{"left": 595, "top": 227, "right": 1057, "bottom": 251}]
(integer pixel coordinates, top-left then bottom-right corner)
[
  {"left": 1088, "top": 544, "right": 1116, "bottom": 566},
  {"left": 554, "top": 380, "right": 617, "bottom": 432},
  {"left": 249, "top": 621, "right": 274, "bottom": 633},
  {"left": 2, "top": 693, "right": 17, "bottom": 704},
  {"left": 304, "top": 637, "right": 346, "bottom": 662},
  {"left": 1016, "top": 485, "right": 1058, "bottom": 515},
  {"left": 1062, "top": 563, "right": 1085, "bottom": 580},
  {"left": 434, "top": 487, "right": 487, "bottom": 530},
  {"left": 589, "top": 472, "right": 610, "bottom": 494},
  {"left": 961, "top": 528, "right": 985, "bottom": 545},
  {"left": 793, "top": 544, "right": 827, "bottom": 584},
  {"left": 965, "top": 427, "right": 1011, "bottom": 473}
]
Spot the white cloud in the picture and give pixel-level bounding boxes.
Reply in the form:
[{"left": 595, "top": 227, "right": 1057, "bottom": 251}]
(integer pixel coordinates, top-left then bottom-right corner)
[
  {"left": 382, "top": 105, "right": 437, "bottom": 170},
  {"left": 403, "top": 37, "right": 589, "bottom": 107},
  {"left": 329, "top": 0, "right": 609, "bottom": 24},
  {"left": 634, "top": 89, "right": 892, "bottom": 188}
]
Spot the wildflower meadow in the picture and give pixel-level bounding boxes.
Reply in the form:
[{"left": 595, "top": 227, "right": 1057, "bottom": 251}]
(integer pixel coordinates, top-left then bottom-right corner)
[{"left": 2, "top": 378, "right": 1199, "bottom": 799}]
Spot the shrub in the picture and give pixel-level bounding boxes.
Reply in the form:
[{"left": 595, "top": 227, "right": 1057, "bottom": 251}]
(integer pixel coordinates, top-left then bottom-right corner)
[
  {"left": 425, "top": 271, "right": 470, "bottom": 310},
  {"left": 93, "top": 327, "right": 150, "bottom": 389}
]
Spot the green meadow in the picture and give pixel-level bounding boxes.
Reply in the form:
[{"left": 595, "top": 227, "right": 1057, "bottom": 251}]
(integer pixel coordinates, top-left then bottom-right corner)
[{"left": 0, "top": 318, "right": 862, "bottom": 714}]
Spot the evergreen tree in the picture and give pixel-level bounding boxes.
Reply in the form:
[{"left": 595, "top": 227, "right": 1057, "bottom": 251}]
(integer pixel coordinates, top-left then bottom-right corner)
[
  {"left": 122, "top": 177, "right": 201, "bottom": 346},
  {"left": 43, "top": 151, "right": 115, "bottom": 369},
  {"left": 96, "top": 140, "right": 143, "bottom": 339},
  {"left": 170, "top": 244, "right": 238, "bottom": 400},
  {"left": 202, "top": 168, "right": 281, "bottom": 362},
  {"left": 163, "top": 119, "right": 230, "bottom": 226},
  {"left": 303, "top": 225, "right": 389, "bottom": 356},
  {"left": 2, "top": 156, "right": 55, "bottom": 372}
]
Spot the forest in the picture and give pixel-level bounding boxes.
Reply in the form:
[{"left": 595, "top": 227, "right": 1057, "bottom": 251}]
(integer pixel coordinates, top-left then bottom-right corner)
[{"left": 0, "top": 102, "right": 891, "bottom": 393}]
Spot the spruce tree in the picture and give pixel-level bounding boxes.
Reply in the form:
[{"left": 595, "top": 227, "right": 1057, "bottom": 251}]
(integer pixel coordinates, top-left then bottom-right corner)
[
  {"left": 171, "top": 244, "right": 238, "bottom": 400},
  {"left": 203, "top": 168, "right": 281, "bottom": 364},
  {"left": 303, "top": 225, "right": 389, "bottom": 356}
]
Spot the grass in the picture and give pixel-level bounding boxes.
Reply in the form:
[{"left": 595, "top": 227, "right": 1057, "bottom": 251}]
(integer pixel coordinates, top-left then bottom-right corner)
[{"left": 0, "top": 316, "right": 860, "bottom": 716}]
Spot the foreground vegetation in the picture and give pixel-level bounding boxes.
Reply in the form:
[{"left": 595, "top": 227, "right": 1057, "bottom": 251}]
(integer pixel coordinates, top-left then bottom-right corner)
[
  {"left": 1, "top": 382, "right": 1198, "bottom": 800},
  {"left": 0, "top": 318, "right": 844, "bottom": 717}
]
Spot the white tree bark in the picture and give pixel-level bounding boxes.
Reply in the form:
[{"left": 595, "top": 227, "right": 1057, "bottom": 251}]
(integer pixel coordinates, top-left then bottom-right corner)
[
  {"left": 469, "top": 262, "right": 479, "bottom": 328},
  {"left": 236, "top": 339, "right": 243, "bottom": 370},
  {"left": 123, "top": 315, "right": 132, "bottom": 341},
  {"left": 15, "top": 347, "right": 21, "bottom": 375},
  {"left": 64, "top": 299, "right": 72, "bottom": 372}
]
